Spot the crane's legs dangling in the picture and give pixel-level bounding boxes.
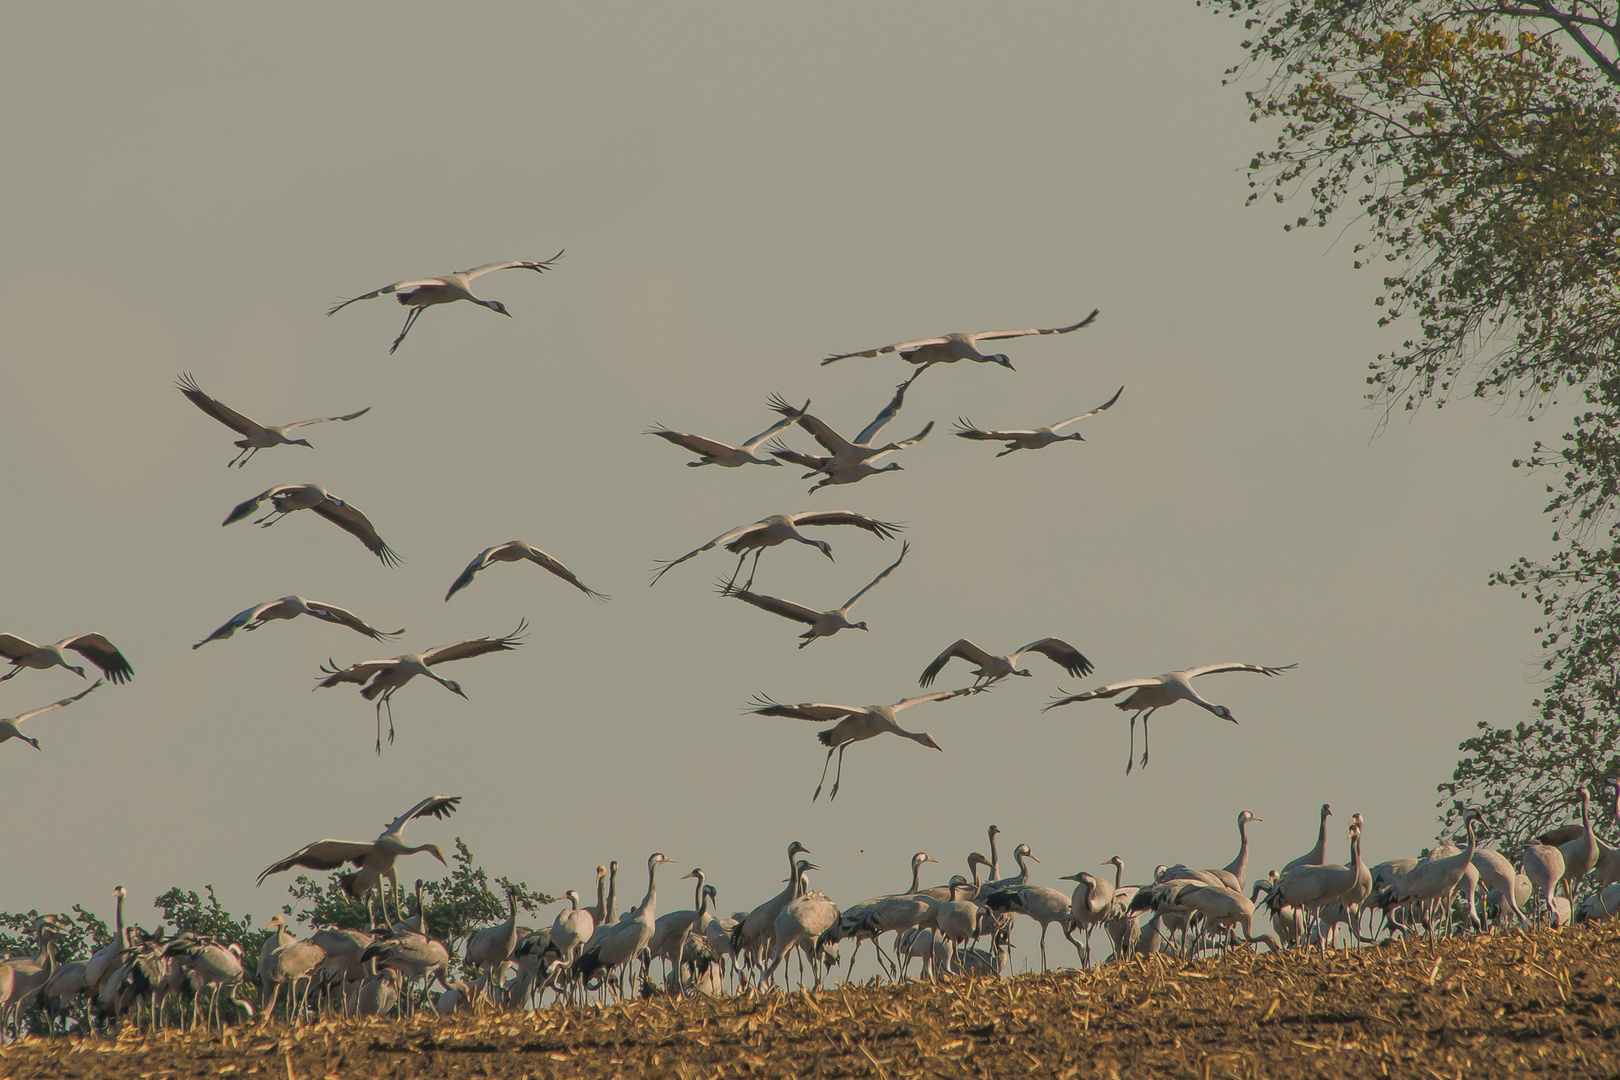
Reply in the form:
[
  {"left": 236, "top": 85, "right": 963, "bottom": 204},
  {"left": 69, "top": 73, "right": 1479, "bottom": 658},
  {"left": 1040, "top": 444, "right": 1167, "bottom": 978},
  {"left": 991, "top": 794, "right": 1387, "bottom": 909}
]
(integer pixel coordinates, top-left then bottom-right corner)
[
  {"left": 1141, "top": 711, "right": 1152, "bottom": 770},
  {"left": 390, "top": 306, "right": 424, "bottom": 354},
  {"left": 1126, "top": 712, "right": 1138, "bottom": 775},
  {"left": 813, "top": 744, "right": 838, "bottom": 801},
  {"left": 828, "top": 744, "right": 849, "bottom": 801}
]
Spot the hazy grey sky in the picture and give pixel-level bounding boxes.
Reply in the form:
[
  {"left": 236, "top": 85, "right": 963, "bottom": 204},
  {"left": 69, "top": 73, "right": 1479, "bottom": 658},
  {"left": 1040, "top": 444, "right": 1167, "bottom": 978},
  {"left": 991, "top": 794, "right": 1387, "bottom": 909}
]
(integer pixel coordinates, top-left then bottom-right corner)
[{"left": 2, "top": 4, "right": 1549, "bottom": 958}]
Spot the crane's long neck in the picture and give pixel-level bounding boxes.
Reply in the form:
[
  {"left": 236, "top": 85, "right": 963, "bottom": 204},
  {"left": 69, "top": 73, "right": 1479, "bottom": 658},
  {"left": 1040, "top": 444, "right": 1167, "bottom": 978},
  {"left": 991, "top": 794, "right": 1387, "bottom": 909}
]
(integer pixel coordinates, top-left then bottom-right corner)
[
  {"left": 114, "top": 891, "right": 126, "bottom": 949},
  {"left": 909, "top": 859, "right": 923, "bottom": 895},
  {"left": 606, "top": 865, "right": 618, "bottom": 923},
  {"left": 415, "top": 881, "right": 428, "bottom": 934},
  {"left": 987, "top": 829, "right": 1000, "bottom": 879},
  {"left": 1014, "top": 850, "right": 1032, "bottom": 885},
  {"left": 692, "top": 873, "right": 706, "bottom": 914},
  {"left": 1349, "top": 829, "right": 1364, "bottom": 877},
  {"left": 504, "top": 890, "right": 517, "bottom": 930},
  {"left": 1311, "top": 808, "right": 1330, "bottom": 863},
  {"left": 594, "top": 873, "right": 607, "bottom": 919},
  {"left": 1580, "top": 787, "right": 1593, "bottom": 839},
  {"left": 1226, "top": 817, "right": 1252, "bottom": 883},
  {"left": 639, "top": 859, "right": 660, "bottom": 921},
  {"left": 1112, "top": 860, "right": 1124, "bottom": 890}
]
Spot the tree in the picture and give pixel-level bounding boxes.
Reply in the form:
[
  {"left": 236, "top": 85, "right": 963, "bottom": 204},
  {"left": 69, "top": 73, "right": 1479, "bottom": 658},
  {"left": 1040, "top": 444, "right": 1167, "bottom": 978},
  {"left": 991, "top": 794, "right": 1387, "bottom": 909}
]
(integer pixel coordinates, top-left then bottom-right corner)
[{"left": 1206, "top": 0, "right": 1620, "bottom": 856}]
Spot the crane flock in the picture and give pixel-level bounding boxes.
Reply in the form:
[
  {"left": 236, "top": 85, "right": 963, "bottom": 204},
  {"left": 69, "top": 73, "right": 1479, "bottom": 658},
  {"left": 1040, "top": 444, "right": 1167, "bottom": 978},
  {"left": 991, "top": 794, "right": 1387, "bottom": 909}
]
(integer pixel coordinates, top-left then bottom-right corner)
[{"left": 6, "top": 251, "right": 1612, "bottom": 1041}]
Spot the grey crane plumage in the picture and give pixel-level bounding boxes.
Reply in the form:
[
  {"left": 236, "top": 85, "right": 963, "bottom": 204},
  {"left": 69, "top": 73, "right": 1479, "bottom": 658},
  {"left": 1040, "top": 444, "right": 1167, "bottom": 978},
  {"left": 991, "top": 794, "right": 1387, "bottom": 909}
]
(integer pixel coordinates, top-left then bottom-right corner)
[
  {"left": 651, "top": 510, "right": 902, "bottom": 589},
  {"left": 256, "top": 796, "right": 460, "bottom": 924},
  {"left": 765, "top": 373, "right": 933, "bottom": 492},
  {"left": 647, "top": 398, "right": 809, "bottom": 467},
  {"left": 222, "top": 483, "right": 400, "bottom": 566},
  {"left": 720, "top": 541, "right": 908, "bottom": 647},
  {"left": 0, "top": 680, "right": 103, "bottom": 749},
  {"left": 327, "top": 252, "right": 563, "bottom": 353},
  {"left": 445, "top": 541, "right": 609, "bottom": 602},
  {"left": 919, "top": 636, "right": 1093, "bottom": 689},
  {"left": 0, "top": 633, "right": 133, "bottom": 685},
  {"left": 745, "top": 688, "right": 977, "bottom": 801},
  {"left": 954, "top": 385, "right": 1123, "bottom": 456},
  {"left": 822, "top": 309, "right": 1099, "bottom": 369},
  {"left": 573, "top": 853, "right": 674, "bottom": 993},
  {"left": 1283, "top": 804, "right": 1334, "bottom": 873},
  {"left": 1045, "top": 662, "right": 1296, "bottom": 773},
  {"left": 193, "top": 596, "right": 402, "bottom": 649},
  {"left": 176, "top": 373, "right": 369, "bottom": 467},
  {"left": 315, "top": 622, "right": 526, "bottom": 752}
]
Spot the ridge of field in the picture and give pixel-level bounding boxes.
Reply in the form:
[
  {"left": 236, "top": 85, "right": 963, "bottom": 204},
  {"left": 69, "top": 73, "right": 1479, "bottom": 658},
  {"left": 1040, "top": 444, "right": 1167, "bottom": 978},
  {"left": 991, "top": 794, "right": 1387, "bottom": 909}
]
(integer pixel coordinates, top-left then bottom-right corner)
[{"left": 4, "top": 923, "right": 1616, "bottom": 1079}]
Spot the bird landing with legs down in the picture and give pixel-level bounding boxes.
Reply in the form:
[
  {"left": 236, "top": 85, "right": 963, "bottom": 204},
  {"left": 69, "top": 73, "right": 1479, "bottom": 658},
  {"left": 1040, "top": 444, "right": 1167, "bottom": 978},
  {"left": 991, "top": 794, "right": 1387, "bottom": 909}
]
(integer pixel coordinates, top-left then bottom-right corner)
[
  {"left": 1045, "top": 662, "right": 1296, "bottom": 773},
  {"left": 327, "top": 252, "right": 564, "bottom": 354},
  {"left": 746, "top": 687, "right": 983, "bottom": 801},
  {"left": 255, "top": 795, "right": 461, "bottom": 927},
  {"left": 316, "top": 622, "right": 527, "bottom": 753}
]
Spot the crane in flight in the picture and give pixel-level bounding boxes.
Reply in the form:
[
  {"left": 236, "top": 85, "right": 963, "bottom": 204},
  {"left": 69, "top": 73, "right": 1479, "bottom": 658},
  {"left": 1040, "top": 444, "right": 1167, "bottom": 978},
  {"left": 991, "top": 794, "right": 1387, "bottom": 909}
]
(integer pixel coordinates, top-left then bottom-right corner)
[
  {"left": 327, "top": 252, "right": 563, "bottom": 353},
  {"left": 650, "top": 510, "right": 902, "bottom": 590},
  {"left": 919, "top": 637, "right": 1093, "bottom": 689},
  {"left": 175, "top": 374, "right": 370, "bottom": 468},
  {"left": 223, "top": 484, "right": 400, "bottom": 566},
  {"left": 316, "top": 622, "right": 527, "bottom": 752},
  {"left": 444, "top": 541, "right": 609, "bottom": 602},
  {"left": 256, "top": 796, "right": 461, "bottom": 925},
  {"left": 745, "top": 687, "right": 979, "bottom": 801},
  {"left": 0, "top": 633, "right": 133, "bottom": 685},
  {"left": 1, "top": 681, "right": 103, "bottom": 750},
  {"left": 193, "top": 596, "right": 403, "bottom": 649},
  {"left": 719, "top": 542, "right": 908, "bottom": 647},
  {"left": 954, "top": 386, "right": 1123, "bottom": 457},
  {"left": 765, "top": 373, "right": 932, "bottom": 493},
  {"left": 822, "top": 309, "right": 1098, "bottom": 370},
  {"left": 646, "top": 399, "right": 809, "bottom": 468},
  {"left": 1045, "top": 662, "right": 1296, "bottom": 773}
]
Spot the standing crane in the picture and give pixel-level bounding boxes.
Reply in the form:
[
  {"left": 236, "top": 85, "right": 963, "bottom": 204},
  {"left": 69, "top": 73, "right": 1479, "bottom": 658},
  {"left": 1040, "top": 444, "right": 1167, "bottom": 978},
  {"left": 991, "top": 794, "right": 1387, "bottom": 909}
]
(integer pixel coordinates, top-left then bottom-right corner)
[
  {"left": 327, "top": 252, "right": 564, "bottom": 353},
  {"left": 573, "top": 853, "right": 675, "bottom": 999},
  {"left": 1045, "top": 662, "right": 1296, "bottom": 773},
  {"left": 1283, "top": 804, "right": 1334, "bottom": 872}
]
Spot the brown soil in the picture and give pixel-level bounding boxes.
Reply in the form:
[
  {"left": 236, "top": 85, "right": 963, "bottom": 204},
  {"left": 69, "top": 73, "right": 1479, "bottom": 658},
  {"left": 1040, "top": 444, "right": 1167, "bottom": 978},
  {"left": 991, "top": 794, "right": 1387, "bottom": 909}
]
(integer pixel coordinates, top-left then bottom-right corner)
[{"left": 4, "top": 923, "right": 1616, "bottom": 1079}]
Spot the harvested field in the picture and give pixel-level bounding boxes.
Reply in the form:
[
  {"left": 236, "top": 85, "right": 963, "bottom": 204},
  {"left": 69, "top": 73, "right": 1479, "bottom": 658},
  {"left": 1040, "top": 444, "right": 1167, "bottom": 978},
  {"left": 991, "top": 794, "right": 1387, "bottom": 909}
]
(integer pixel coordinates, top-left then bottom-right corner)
[{"left": 5, "top": 923, "right": 1617, "bottom": 1079}]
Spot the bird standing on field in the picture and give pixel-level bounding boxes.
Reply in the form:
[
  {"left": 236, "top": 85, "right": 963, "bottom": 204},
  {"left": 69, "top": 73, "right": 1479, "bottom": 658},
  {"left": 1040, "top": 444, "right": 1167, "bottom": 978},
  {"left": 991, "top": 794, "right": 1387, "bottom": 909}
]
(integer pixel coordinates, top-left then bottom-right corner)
[{"left": 327, "top": 253, "right": 563, "bottom": 353}]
